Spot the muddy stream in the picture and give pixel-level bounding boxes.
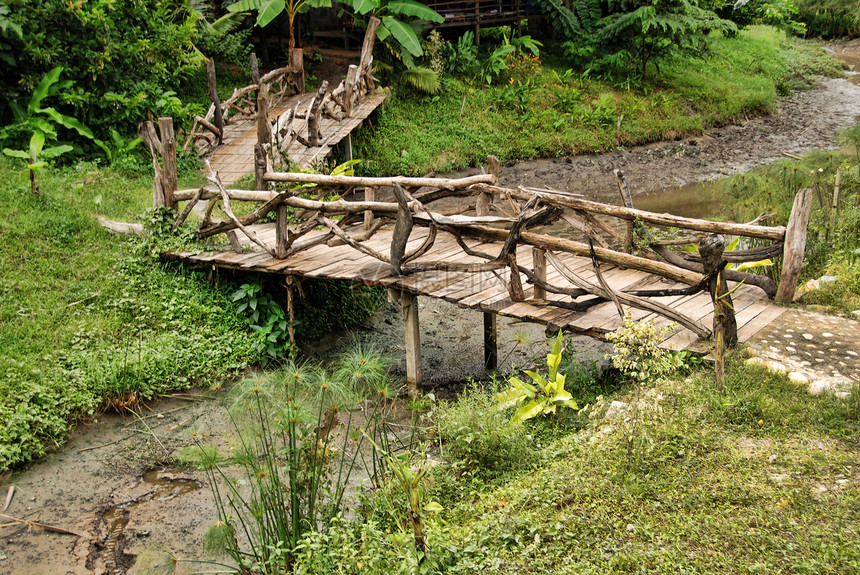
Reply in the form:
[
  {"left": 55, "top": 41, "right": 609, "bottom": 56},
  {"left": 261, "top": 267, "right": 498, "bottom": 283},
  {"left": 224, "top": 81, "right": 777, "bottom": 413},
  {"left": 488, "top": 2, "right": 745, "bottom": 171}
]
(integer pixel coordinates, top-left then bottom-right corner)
[{"left": 1, "top": 50, "right": 859, "bottom": 574}]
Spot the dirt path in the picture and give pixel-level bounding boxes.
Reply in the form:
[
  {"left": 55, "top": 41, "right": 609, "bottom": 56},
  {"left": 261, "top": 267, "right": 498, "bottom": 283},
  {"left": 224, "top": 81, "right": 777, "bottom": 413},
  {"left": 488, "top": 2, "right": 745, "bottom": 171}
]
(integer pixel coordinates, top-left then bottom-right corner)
[{"left": 1, "top": 69, "right": 859, "bottom": 575}]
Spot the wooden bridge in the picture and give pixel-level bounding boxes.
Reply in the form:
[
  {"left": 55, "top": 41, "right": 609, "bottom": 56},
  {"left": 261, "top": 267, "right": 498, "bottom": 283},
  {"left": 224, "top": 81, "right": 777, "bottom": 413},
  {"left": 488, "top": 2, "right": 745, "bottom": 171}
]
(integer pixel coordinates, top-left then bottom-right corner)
[
  {"left": 152, "top": 156, "right": 813, "bottom": 395},
  {"left": 171, "top": 18, "right": 388, "bottom": 186}
]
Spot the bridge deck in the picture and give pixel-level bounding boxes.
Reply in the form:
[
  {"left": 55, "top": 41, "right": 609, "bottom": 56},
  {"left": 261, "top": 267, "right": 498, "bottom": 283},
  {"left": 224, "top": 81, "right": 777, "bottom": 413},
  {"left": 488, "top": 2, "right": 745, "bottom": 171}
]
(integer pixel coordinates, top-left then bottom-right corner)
[
  {"left": 208, "top": 91, "right": 388, "bottom": 185},
  {"left": 168, "top": 223, "right": 786, "bottom": 352}
]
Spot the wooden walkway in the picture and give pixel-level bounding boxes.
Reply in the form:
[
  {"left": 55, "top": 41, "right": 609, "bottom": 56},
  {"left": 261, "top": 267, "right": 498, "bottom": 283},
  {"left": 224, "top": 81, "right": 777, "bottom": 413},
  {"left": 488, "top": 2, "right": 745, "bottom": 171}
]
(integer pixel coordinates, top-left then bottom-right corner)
[
  {"left": 208, "top": 91, "right": 387, "bottom": 184},
  {"left": 167, "top": 223, "right": 787, "bottom": 352}
]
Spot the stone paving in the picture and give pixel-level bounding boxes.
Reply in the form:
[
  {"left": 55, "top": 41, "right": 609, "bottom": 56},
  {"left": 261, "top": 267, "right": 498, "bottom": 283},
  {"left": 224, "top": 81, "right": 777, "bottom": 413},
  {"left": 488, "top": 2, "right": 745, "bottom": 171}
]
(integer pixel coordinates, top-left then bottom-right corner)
[{"left": 744, "top": 308, "right": 859, "bottom": 397}]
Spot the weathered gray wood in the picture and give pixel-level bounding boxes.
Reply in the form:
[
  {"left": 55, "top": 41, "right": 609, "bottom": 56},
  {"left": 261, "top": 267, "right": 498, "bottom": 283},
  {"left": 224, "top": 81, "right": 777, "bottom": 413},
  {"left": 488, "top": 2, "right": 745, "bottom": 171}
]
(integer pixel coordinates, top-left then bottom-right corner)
[
  {"left": 250, "top": 52, "right": 260, "bottom": 85},
  {"left": 401, "top": 291, "right": 422, "bottom": 397},
  {"left": 364, "top": 186, "right": 375, "bottom": 230},
  {"left": 484, "top": 311, "right": 497, "bottom": 372},
  {"left": 256, "top": 83, "right": 272, "bottom": 146},
  {"left": 140, "top": 120, "right": 166, "bottom": 207},
  {"left": 471, "top": 183, "right": 786, "bottom": 241},
  {"left": 532, "top": 247, "right": 547, "bottom": 300},
  {"left": 290, "top": 48, "right": 305, "bottom": 94},
  {"left": 307, "top": 81, "right": 329, "bottom": 146},
  {"left": 614, "top": 169, "right": 635, "bottom": 253},
  {"left": 98, "top": 217, "right": 143, "bottom": 236},
  {"left": 195, "top": 116, "right": 222, "bottom": 139},
  {"left": 477, "top": 155, "right": 500, "bottom": 215},
  {"left": 172, "top": 187, "right": 202, "bottom": 232},
  {"left": 775, "top": 188, "right": 813, "bottom": 303},
  {"left": 264, "top": 171, "right": 494, "bottom": 189},
  {"left": 226, "top": 230, "right": 243, "bottom": 253},
  {"left": 206, "top": 58, "right": 224, "bottom": 144},
  {"left": 254, "top": 144, "right": 268, "bottom": 193},
  {"left": 276, "top": 204, "right": 289, "bottom": 258},
  {"left": 343, "top": 65, "right": 359, "bottom": 117},
  {"left": 157, "top": 118, "right": 178, "bottom": 210},
  {"left": 699, "top": 234, "right": 735, "bottom": 388},
  {"left": 390, "top": 183, "right": 413, "bottom": 275}
]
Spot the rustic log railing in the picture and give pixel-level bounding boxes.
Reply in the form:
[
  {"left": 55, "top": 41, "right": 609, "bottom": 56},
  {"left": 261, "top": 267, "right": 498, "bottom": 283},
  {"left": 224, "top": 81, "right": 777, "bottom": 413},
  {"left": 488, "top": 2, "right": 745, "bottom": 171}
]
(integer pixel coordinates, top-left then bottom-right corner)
[
  {"left": 183, "top": 52, "right": 306, "bottom": 156},
  {"left": 167, "top": 155, "right": 815, "bottom": 340}
]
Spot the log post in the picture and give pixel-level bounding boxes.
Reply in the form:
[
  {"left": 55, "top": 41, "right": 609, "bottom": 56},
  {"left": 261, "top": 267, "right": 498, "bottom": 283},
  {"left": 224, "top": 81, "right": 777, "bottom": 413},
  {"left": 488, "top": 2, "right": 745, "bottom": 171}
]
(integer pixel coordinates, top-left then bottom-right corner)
[
  {"left": 306, "top": 80, "right": 328, "bottom": 146},
  {"left": 401, "top": 291, "right": 422, "bottom": 398},
  {"left": 254, "top": 144, "right": 268, "bottom": 192},
  {"left": 250, "top": 52, "right": 261, "bottom": 86},
  {"left": 157, "top": 117, "right": 178, "bottom": 210},
  {"left": 207, "top": 58, "right": 224, "bottom": 144},
  {"left": 364, "top": 187, "right": 375, "bottom": 230},
  {"left": 256, "top": 82, "right": 272, "bottom": 147},
  {"left": 699, "top": 234, "right": 738, "bottom": 389},
  {"left": 290, "top": 48, "right": 305, "bottom": 94},
  {"left": 775, "top": 188, "right": 813, "bottom": 303},
  {"left": 275, "top": 203, "right": 289, "bottom": 258},
  {"left": 614, "top": 169, "right": 635, "bottom": 253},
  {"left": 483, "top": 311, "right": 497, "bottom": 372},
  {"left": 532, "top": 247, "right": 547, "bottom": 300},
  {"left": 476, "top": 155, "right": 499, "bottom": 216},
  {"left": 344, "top": 65, "right": 359, "bottom": 117}
]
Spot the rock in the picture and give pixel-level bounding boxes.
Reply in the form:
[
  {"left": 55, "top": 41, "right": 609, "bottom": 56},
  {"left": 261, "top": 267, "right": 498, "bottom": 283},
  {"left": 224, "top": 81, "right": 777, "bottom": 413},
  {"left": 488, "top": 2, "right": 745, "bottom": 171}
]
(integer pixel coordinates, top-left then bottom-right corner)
[
  {"left": 764, "top": 360, "right": 787, "bottom": 374},
  {"left": 818, "top": 275, "right": 838, "bottom": 284},
  {"left": 605, "top": 401, "right": 627, "bottom": 419},
  {"left": 788, "top": 372, "right": 810, "bottom": 385},
  {"left": 746, "top": 357, "right": 764, "bottom": 367},
  {"left": 852, "top": 310, "right": 860, "bottom": 319},
  {"left": 808, "top": 380, "right": 830, "bottom": 396}
]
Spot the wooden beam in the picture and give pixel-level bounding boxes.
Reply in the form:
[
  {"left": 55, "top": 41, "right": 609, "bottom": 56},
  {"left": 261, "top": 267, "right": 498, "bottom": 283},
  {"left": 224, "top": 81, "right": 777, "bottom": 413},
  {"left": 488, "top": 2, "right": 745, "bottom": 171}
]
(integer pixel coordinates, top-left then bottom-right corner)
[
  {"left": 206, "top": 58, "right": 224, "bottom": 144},
  {"left": 775, "top": 188, "right": 813, "bottom": 303},
  {"left": 264, "top": 171, "right": 495, "bottom": 189},
  {"left": 157, "top": 117, "right": 178, "bottom": 210},
  {"left": 470, "top": 183, "right": 786, "bottom": 241},
  {"left": 401, "top": 291, "right": 422, "bottom": 398},
  {"left": 484, "top": 311, "right": 497, "bottom": 372},
  {"left": 532, "top": 247, "right": 547, "bottom": 300}
]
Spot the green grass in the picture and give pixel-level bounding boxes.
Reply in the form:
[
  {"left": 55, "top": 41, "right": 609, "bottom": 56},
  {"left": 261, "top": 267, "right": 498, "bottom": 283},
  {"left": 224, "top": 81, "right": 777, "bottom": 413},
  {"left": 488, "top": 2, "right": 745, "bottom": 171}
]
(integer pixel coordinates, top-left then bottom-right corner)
[
  {"left": 353, "top": 26, "right": 842, "bottom": 176},
  {"left": 0, "top": 159, "right": 259, "bottom": 471}
]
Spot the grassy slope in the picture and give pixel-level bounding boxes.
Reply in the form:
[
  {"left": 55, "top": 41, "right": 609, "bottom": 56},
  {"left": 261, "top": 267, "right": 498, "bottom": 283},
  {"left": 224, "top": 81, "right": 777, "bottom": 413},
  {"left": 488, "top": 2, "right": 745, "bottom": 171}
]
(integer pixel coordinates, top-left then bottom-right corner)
[
  {"left": 0, "top": 161, "right": 257, "bottom": 471},
  {"left": 353, "top": 27, "right": 842, "bottom": 176},
  {"left": 437, "top": 360, "right": 860, "bottom": 574}
]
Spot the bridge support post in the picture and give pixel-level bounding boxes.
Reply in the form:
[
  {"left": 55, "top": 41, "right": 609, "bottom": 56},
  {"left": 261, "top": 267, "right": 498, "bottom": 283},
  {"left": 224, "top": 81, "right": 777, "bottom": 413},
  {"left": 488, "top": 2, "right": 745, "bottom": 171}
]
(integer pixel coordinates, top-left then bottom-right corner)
[
  {"left": 532, "top": 247, "right": 547, "bottom": 300},
  {"left": 699, "top": 234, "right": 738, "bottom": 389},
  {"left": 401, "top": 291, "right": 422, "bottom": 398},
  {"left": 483, "top": 312, "right": 497, "bottom": 372},
  {"left": 775, "top": 188, "right": 813, "bottom": 303}
]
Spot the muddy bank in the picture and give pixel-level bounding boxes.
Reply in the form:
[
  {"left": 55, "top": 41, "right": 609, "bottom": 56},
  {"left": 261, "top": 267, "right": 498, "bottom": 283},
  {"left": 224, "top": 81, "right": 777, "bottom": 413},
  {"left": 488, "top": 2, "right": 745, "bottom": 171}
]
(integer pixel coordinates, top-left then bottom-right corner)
[{"left": 451, "top": 76, "right": 860, "bottom": 206}]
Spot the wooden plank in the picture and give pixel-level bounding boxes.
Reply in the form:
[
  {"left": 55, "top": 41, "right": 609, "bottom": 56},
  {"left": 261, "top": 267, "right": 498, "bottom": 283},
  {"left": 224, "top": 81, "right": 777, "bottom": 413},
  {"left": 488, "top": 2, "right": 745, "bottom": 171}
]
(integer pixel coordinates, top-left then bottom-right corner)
[{"left": 736, "top": 302, "right": 787, "bottom": 342}]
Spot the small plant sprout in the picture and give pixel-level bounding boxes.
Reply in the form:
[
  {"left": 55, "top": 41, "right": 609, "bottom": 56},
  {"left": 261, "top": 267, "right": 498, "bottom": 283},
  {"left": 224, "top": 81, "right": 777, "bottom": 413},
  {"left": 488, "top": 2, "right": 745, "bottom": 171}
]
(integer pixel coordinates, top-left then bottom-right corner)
[{"left": 496, "top": 330, "right": 578, "bottom": 424}]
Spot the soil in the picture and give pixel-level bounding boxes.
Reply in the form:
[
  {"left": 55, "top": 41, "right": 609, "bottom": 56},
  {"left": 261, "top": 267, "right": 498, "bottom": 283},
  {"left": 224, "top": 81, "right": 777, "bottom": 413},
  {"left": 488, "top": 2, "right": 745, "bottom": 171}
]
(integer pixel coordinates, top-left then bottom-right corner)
[{"left": 2, "top": 52, "right": 860, "bottom": 575}]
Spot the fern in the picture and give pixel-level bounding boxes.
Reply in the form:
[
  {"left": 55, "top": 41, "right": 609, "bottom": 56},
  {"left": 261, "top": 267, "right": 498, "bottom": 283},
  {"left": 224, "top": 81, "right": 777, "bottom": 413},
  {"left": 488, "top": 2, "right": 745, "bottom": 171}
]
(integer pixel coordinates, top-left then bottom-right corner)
[{"left": 400, "top": 65, "right": 441, "bottom": 94}]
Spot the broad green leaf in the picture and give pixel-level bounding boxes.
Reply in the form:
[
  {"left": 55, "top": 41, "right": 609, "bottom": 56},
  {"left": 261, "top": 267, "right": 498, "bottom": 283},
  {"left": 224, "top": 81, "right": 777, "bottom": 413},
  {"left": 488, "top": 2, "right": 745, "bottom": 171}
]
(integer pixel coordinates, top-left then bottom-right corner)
[
  {"left": 732, "top": 258, "right": 773, "bottom": 272},
  {"left": 352, "top": 0, "right": 378, "bottom": 15},
  {"left": 305, "top": 0, "right": 332, "bottom": 8},
  {"left": 726, "top": 236, "right": 740, "bottom": 252},
  {"left": 28, "top": 161, "right": 47, "bottom": 171},
  {"left": 227, "top": 0, "right": 266, "bottom": 13},
  {"left": 57, "top": 115, "right": 94, "bottom": 139},
  {"left": 524, "top": 370, "right": 549, "bottom": 390},
  {"left": 509, "top": 376, "right": 537, "bottom": 394},
  {"left": 424, "top": 501, "right": 443, "bottom": 513},
  {"left": 513, "top": 399, "right": 544, "bottom": 424},
  {"left": 9, "top": 101, "right": 25, "bottom": 123},
  {"left": 29, "top": 131, "right": 45, "bottom": 159},
  {"left": 30, "top": 67, "right": 63, "bottom": 115},
  {"left": 382, "top": 16, "right": 423, "bottom": 57},
  {"left": 40, "top": 144, "right": 73, "bottom": 159},
  {"left": 255, "top": 0, "right": 285, "bottom": 27},
  {"left": 29, "top": 117, "right": 57, "bottom": 139},
  {"left": 2, "top": 148, "right": 30, "bottom": 159},
  {"left": 387, "top": 0, "right": 444, "bottom": 23},
  {"left": 496, "top": 387, "right": 527, "bottom": 410},
  {"left": 331, "top": 159, "right": 361, "bottom": 176},
  {"left": 376, "top": 22, "right": 391, "bottom": 41},
  {"left": 547, "top": 331, "right": 563, "bottom": 379}
]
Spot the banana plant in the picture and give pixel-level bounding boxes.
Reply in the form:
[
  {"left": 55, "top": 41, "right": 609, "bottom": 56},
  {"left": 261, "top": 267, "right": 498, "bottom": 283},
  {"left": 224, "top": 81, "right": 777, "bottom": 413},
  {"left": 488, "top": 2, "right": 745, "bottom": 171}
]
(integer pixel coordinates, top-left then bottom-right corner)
[
  {"left": 496, "top": 331, "right": 578, "bottom": 424},
  {"left": 227, "top": 0, "right": 332, "bottom": 52},
  {"left": 1, "top": 67, "right": 94, "bottom": 194}
]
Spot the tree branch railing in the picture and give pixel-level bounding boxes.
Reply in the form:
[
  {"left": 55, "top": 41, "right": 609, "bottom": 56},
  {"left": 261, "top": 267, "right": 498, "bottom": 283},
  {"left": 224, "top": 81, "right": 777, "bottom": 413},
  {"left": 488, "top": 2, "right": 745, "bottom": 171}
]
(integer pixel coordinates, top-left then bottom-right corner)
[{"left": 159, "top": 152, "right": 814, "bottom": 346}]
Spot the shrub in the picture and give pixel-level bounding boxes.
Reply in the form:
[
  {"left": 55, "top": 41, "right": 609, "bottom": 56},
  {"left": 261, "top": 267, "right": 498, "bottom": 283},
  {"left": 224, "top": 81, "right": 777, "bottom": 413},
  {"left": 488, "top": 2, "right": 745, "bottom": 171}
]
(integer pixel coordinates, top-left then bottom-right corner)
[{"left": 436, "top": 380, "right": 534, "bottom": 477}]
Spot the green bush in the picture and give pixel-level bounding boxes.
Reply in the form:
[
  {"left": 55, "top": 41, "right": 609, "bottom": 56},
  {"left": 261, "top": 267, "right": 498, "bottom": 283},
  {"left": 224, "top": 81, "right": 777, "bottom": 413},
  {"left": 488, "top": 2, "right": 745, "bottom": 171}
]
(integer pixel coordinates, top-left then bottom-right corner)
[
  {"left": 796, "top": 0, "right": 860, "bottom": 37},
  {"left": 436, "top": 380, "right": 535, "bottom": 477},
  {"left": 2, "top": 0, "right": 204, "bottom": 138}
]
